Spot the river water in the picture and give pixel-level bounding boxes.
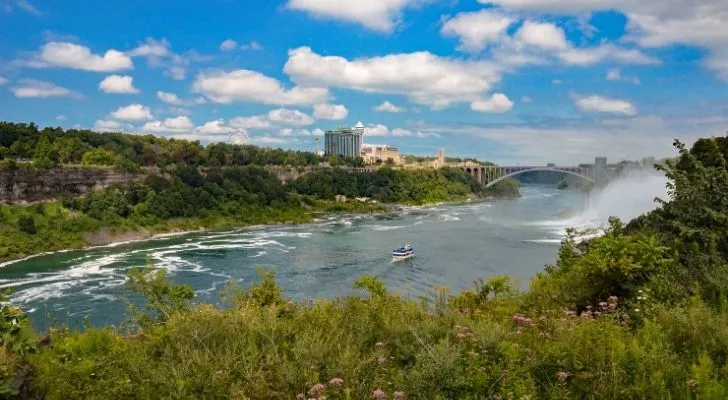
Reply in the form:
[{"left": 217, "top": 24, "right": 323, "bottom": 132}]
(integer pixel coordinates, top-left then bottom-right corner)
[{"left": 0, "top": 174, "right": 667, "bottom": 329}]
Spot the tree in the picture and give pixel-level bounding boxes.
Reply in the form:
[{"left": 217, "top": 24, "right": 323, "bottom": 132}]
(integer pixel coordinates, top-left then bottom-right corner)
[
  {"left": 17, "top": 215, "right": 36, "bottom": 235},
  {"left": 81, "top": 148, "right": 116, "bottom": 166}
]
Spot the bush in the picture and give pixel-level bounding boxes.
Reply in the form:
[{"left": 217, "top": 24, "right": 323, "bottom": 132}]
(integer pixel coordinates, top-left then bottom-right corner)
[{"left": 16, "top": 215, "right": 36, "bottom": 235}]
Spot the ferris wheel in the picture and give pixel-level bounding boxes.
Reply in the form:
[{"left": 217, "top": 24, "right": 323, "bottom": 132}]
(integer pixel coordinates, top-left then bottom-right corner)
[{"left": 228, "top": 128, "right": 249, "bottom": 144}]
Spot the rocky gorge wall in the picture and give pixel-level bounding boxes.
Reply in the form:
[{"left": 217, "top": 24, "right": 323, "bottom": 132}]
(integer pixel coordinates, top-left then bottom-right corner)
[{"left": 0, "top": 168, "right": 145, "bottom": 203}]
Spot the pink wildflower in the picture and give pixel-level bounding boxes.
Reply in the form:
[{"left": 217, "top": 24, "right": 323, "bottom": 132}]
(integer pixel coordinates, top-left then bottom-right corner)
[
  {"left": 308, "top": 383, "right": 326, "bottom": 397},
  {"left": 512, "top": 313, "right": 533, "bottom": 326},
  {"left": 580, "top": 311, "right": 593, "bottom": 318},
  {"left": 393, "top": 391, "right": 405, "bottom": 400},
  {"left": 372, "top": 389, "right": 387, "bottom": 399},
  {"left": 556, "top": 371, "right": 569, "bottom": 383},
  {"left": 296, "top": 394, "right": 304, "bottom": 400},
  {"left": 598, "top": 302, "right": 608, "bottom": 309},
  {"left": 329, "top": 378, "right": 344, "bottom": 386}
]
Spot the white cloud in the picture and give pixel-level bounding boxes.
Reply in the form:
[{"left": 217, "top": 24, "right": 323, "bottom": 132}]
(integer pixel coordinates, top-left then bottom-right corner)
[
  {"left": 480, "top": 0, "right": 728, "bottom": 79},
  {"left": 220, "top": 39, "right": 238, "bottom": 51},
  {"left": 313, "top": 103, "right": 349, "bottom": 120},
  {"left": 157, "top": 91, "right": 183, "bottom": 105},
  {"left": 196, "top": 119, "right": 235, "bottom": 134},
  {"left": 391, "top": 128, "right": 440, "bottom": 138},
  {"left": 28, "top": 42, "right": 133, "bottom": 72},
  {"left": 279, "top": 128, "right": 315, "bottom": 137},
  {"left": 128, "top": 38, "right": 170, "bottom": 58},
  {"left": 606, "top": 68, "right": 641, "bottom": 85},
  {"left": 93, "top": 119, "right": 126, "bottom": 132},
  {"left": 99, "top": 75, "right": 140, "bottom": 94},
  {"left": 516, "top": 21, "right": 569, "bottom": 51},
  {"left": 11, "top": 79, "right": 83, "bottom": 99},
  {"left": 229, "top": 115, "right": 272, "bottom": 129},
  {"left": 127, "top": 38, "right": 204, "bottom": 81},
  {"left": 193, "top": 69, "right": 329, "bottom": 105},
  {"left": 441, "top": 9, "right": 514, "bottom": 52},
  {"left": 110, "top": 104, "right": 153, "bottom": 121},
  {"left": 0, "top": 76, "right": 7, "bottom": 85},
  {"left": 470, "top": 93, "right": 514, "bottom": 113},
  {"left": 141, "top": 116, "right": 195, "bottom": 133},
  {"left": 364, "top": 124, "right": 390, "bottom": 137},
  {"left": 16, "top": 0, "right": 42, "bottom": 15},
  {"left": 240, "top": 41, "right": 264, "bottom": 51},
  {"left": 374, "top": 101, "right": 405, "bottom": 113},
  {"left": 286, "top": 0, "right": 420, "bottom": 33},
  {"left": 521, "top": 96, "right": 533, "bottom": 104},
  {"left": 552, "top": 79, "right": 563, "bottom": 85},
  {"left": 572, "top": 94, "right": 638, "bottom": 116},
  {"left": 56, "top": 115, "right": 67, "bottom": 121},
  {"left": 267, "top": 108, "right": 315, "bottom": 126},
  {"left": 312, "top": 128, "right": 325, "bottom": 136},
  {"left": 285, "top": 46, "right": 502, "bottom": 110}
]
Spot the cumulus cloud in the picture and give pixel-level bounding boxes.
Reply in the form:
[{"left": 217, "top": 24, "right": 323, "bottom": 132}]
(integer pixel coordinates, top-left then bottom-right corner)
[
  {"left": 0, "top": 76, "right": 7, "bottom": 85},
  {"left": 364, "top": 124, "right": 390, "bottom": 137},
  {"left": 572, "top": 94, "right": 638, "bottom": 116},
  {"left": 157, "top": 91, "right": 183, "bottom": 105},
  {"left": 220, "top": 39, "right": 238, "bottom": 51},
  {"left": 441, "top": 9, "right": 514, "bottom": 52},
  {"left": 196, "top": 119, "right": 235, "bottom": 134},
  {"left": 374, "top": 101, "right": 405, "bottom": 113},
  {"left": 110, "top": 104, "right": 153, "bottom": 121},
  {"left": 141, "top": 116, "right": 195, "bottom": 133},
  {"left": 127, "top": 38, "right": 209, "bottom": 81},
  {"left": 286, "top": 0, "right": 421, "bottom": 33},
  {"left": 93, "top": 119, "right": 128, "bottom": 132},
  {"left": 267, "top": 108, "right": 315, "bottom": 126},
  {"left": 56, "top": 115, "right": 67, "bottom": 121},
  {"left": 27, "top": 42, "right": 133, "bottom": 72},
  {"left": 11, "top": 79, "right": 83, "bottom": 99},
  {"left": 479, "top": 0, "right": 728, "bottom": 79},
  {"left": 193, "top": 69, "right": 329, "bottom": 105},
  {"left": 229, "top": 115, "right": 272, "bottom": 129},
  {"left": 313, "top": 103, "right": 348, "bottom": 120},
  {"left": 99, "top": 75, "right": 140, "bottom": 94},
  {"left": 470, "top": 93, "right": 514, "bottom": 113},
  {"left": 284, "top": 46, "right": 502, "bottom": 110},
  {"left": 606, "top": 68, "right": 641, "bottom": 85},
  {"left": 240, "top": 41, "right": 264, "bottom": 51},
  {"left": 516, "top": 21, "right": 569, "bottom": 51}
]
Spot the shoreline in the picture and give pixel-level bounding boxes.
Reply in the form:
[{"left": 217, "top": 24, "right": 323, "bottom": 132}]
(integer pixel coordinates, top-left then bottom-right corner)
[{"left": 0, "top": 195, "right": 520, "bottom": 267}]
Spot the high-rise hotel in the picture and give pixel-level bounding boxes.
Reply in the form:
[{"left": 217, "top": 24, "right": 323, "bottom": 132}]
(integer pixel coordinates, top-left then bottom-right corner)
[{"left": 324, "top": 122, "right": 365, "bottom": 159}]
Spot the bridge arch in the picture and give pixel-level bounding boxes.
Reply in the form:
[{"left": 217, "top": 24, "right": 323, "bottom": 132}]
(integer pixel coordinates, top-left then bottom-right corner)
[{"left": 484, "top": 167, "right": 594, "bottom": 188}]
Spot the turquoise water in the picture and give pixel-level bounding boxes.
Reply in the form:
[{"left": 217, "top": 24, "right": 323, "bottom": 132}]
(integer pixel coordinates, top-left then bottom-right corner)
[{"left": 0, "top": 185, "right": 587, "bottom": 329}]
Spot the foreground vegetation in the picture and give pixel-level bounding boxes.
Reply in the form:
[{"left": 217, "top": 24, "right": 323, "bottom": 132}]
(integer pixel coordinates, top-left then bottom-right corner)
[{"left": 0, "top": 135, "right": 720, "bottom": 399}]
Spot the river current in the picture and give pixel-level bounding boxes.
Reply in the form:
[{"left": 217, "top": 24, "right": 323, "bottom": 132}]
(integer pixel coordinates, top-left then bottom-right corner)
[{"left": 0, "top": 175, "right": 667, "bottom": 329}]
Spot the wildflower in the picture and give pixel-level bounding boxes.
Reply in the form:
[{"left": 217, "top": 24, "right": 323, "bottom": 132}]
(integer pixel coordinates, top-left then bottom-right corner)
[
  {"left": 296, "top": 394, "right": 304, "bottom": 400},
  {"left": 329, "top": 378, "right": 344, "bottom": 386},
  {"left": 512, "top": 313, "right": 533, "bottom": 326},
  {"left": 598, "top": 302, "right": 608, "bottom": 309},
  {"left": 563, "top": 309, "right": 576, "bottom": 317},
  {"left": 594, "top": 311, "right": 601, "bottom": 317},
  {"left": 377, "top": 357, "right": 386, "bottom": 365},
  {"left": 608, "top": 296, "right": 618, "bottom": 304},
  {"left": 456, "top": 333, "right": 467, "bottom": 340},
  {"left": 372, "top": 389, "right": 387, "bottom": 399},
  {"left": 393, "top": 391, "right": 405, "bottom": 400},
  {"left": 539, "top": 315, "right": 547, "bottom": 322},
  {"left": 634, "top": 309, "right": 640, "bottom": 312},
  {"left": 688, "top": 379, "right": 698, "bottom": 389},
  {"left": 556, "top": 371, "right": 569, "bottom": 383},
  {"left": 580, "top": 311, "right": 593, "bottom": 318},
  {"left": 318, "top": 397, "right": 326, "bottom": 400},
  {"left": 515, "top": 327, "right": 523, "bottom": 336},
  {"left": 375, "top": 342, "right": 384, "bottom": 348},
  {"left": 308, "top": 383, "right": 326, "bottom": 397}
]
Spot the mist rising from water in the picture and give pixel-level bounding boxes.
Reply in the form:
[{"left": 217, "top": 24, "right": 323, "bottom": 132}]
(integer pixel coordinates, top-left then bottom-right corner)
[
  {"left": 577, "top": 169, "right": 669, "bottom": 227},
  {"left": 535, "top": 169, "right": 670, "bottom": 238}
]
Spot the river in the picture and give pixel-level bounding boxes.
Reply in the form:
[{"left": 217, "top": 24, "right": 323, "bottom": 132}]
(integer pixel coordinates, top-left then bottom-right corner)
[{"left": 0, "top": 173, "right": 668, "bottom": 329}]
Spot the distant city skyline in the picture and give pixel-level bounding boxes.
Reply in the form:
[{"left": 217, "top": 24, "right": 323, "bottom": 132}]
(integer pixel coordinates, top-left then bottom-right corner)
[{"left": 1, "top": 0, "right": 727, "bottom": 165}]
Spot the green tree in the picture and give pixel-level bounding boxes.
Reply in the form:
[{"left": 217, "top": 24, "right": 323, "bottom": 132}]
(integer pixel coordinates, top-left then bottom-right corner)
[
  {"left": 17, "top": 215, "right": 36, "bottom": 235},
  {"left": 81, "top": 148, "right": 116, "bottom": 166}
]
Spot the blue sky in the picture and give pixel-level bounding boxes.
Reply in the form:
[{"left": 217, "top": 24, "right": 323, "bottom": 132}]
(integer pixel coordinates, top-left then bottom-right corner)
[{"left": 1, "top": 0, "right": 727, "bottom": 164}]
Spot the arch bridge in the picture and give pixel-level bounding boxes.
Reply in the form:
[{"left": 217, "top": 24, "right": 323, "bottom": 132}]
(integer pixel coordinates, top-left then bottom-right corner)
[{"left": 462, "top": 158, "right": 609, "bottom": 188}]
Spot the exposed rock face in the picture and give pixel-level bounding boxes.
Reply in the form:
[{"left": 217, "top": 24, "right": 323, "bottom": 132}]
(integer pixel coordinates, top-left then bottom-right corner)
[{"left": 0, "top": 168, "right": 144, "bottom": 203}]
